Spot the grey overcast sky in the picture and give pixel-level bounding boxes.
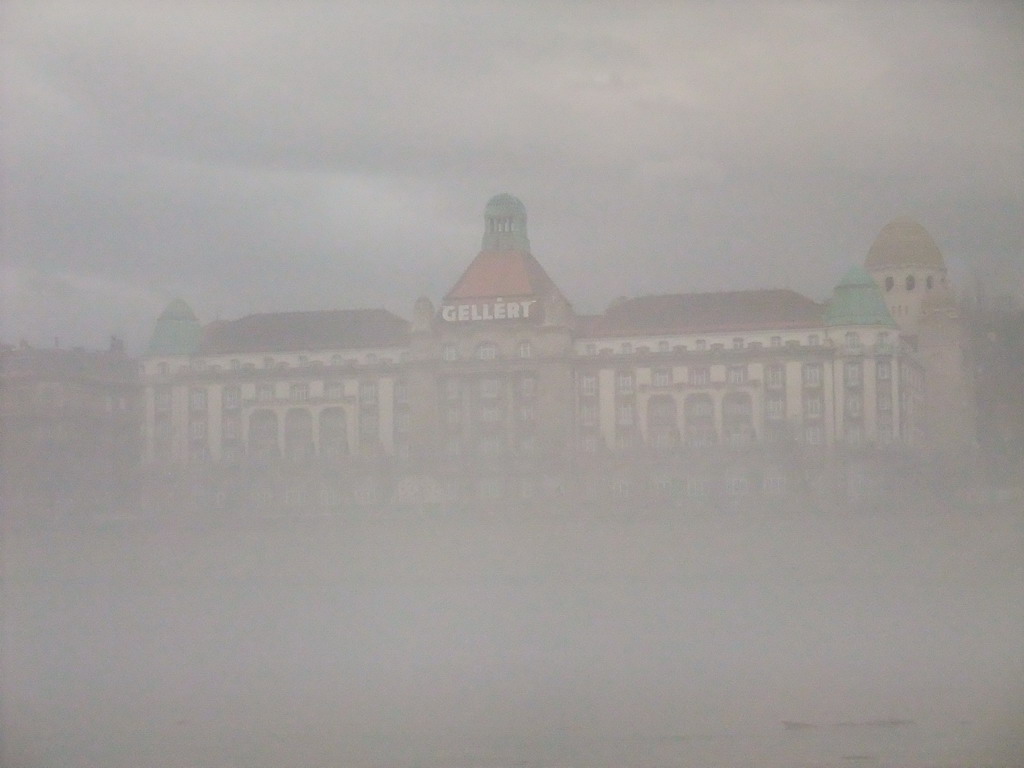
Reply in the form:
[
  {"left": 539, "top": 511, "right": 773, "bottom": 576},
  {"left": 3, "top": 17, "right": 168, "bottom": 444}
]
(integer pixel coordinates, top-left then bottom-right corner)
[{"left": 2, "top": 1, "right": 1022, "bottom": 352}]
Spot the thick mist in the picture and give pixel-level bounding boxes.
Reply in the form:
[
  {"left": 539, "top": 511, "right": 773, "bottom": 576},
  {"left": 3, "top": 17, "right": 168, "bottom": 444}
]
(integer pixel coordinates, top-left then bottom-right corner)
[{"left": 4, "top": 497, "right": 1022, "bottom": 767}]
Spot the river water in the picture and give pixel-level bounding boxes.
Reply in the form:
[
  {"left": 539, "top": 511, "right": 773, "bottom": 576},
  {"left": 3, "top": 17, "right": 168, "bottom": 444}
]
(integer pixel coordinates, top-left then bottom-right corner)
[{"left": 3, "top": 501, "right": 1022, "bottom": 767}]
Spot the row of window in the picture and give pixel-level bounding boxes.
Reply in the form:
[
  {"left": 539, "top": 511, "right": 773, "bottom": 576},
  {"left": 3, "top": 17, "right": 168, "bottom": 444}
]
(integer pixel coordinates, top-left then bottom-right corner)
[
  {"left": 581, "top": 334, "right": 827, "bottom": 356},
  {"left": 442, "top": 341, "right": 533, "bottom": 362},
  {"left": 154, "top": 352, "right": 402, "bottom": 377},
  {"left": 884, "top": 274, "right": 940, "bottom": 292},
  {"left": 441, "top": 375, "right": 536, "bottom": 401},
  {"left": 158, "top": 381, "right": 408, "bottom": 412}
]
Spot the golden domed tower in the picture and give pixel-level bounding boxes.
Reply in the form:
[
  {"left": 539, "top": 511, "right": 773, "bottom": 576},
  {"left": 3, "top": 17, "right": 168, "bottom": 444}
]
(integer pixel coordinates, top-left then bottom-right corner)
[
  {"left": 865, "top": 217, "right": 951, "bottom": 336},
  {"left": 865, "top": 218, "right": 976, "bottom": 456}
]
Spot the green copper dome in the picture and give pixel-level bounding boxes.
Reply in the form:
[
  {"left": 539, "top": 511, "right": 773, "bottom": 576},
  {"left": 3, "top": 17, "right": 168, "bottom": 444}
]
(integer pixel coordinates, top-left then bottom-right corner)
[
  {"left": 825, "top": 266, "right": 897, "bottom": 328},
  {"left": 147, "top": 298, "right": 202, "bottom": 355},
  {"left": 481, "top": 193, "right": 530, "bottom": 252}
]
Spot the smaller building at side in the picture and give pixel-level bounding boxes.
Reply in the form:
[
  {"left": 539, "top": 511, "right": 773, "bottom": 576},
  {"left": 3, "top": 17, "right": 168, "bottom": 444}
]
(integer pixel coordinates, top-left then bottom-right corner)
[
  {"left": 1, "top": 337, "right": 141, "bottom": 513},
  {"left": 137, "top": 195, "right": 955, "bottom": 512}
]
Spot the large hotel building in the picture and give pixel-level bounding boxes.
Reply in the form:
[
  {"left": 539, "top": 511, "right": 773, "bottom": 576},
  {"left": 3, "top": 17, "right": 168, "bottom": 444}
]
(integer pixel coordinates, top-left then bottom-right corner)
[{"left": 135, "top": 194, "right": 972, "bottom": 509}]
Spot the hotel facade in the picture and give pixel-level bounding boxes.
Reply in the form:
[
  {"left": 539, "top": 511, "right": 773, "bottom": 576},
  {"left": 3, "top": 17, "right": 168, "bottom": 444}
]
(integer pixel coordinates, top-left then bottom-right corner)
[{"left": 137, "top": 195, "right": 971, "bottom": 509}]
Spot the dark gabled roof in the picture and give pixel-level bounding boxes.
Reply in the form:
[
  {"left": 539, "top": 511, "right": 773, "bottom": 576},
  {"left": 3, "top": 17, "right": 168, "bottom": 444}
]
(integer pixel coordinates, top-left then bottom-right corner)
[
  {"left": 584, "top": 289, "right": 824, "bottom": 337},
  {"left": 199, "top": 309, "right": 409, "bottom": 354}
]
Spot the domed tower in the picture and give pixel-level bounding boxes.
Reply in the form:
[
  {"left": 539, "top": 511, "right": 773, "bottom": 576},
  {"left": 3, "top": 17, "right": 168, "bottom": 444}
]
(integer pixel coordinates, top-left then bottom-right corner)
[
  {"left": 147, "top": 298, "right": 201, "bottom": 356},
  {"left": 865, "top": 217, "right": 950, "bottom": 335},
  {"left": 865, "top": 218, "right": 975, "bottom": 455},
  {"left": 481, "top": 192, "right": 530, "bottom": 252}
]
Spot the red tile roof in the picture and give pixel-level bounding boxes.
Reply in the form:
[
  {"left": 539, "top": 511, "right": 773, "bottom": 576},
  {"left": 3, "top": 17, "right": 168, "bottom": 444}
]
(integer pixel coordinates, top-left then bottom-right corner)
[
  {"left": 584, "top": 289, "right": 824, "bottom": 337},
  {"left": 200, "top": 309, "right": 409, "bottom": 353},
  {"left": 445, "top": 250, "right": 559, "bottom": 300}
]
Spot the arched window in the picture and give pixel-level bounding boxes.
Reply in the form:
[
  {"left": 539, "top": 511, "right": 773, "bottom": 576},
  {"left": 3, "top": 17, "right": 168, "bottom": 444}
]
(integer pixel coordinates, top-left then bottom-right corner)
[
  {"left": 885, "top": 276, "right": 894, "bottom": 292},
  {"left": 906, "top": 274, "right": 915, "bottom": 291}
]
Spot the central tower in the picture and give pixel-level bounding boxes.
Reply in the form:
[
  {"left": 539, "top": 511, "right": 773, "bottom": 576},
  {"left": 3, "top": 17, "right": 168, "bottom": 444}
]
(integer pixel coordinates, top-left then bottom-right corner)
[{"left": 481, "top": 192, "right": 530, "bottom": 252}]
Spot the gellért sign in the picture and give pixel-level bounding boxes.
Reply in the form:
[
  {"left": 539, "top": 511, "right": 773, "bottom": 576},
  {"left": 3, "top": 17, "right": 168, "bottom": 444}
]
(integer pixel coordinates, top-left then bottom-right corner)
[{"left": 440, "top": 299, "right": 537, "bottom": 322}]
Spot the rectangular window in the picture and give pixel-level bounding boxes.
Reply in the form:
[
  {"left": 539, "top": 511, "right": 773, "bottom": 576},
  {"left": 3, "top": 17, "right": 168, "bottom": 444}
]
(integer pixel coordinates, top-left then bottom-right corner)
[
  {"left": 189, "top": 388, "right": 207, "bottom": 411},
  {"left": 223, "top": 386, "right": 240, "bottom": 410},
  {"left": 479, "top": 378, "right": 500, "bottom": 399},
  {"left": 290, "top": 383, "right": 309, "bottom": 401},
  {"left": 359, "top": 382, "right": 377, "bottom": 405},
  {"left": 517, "top": 404, "right": 535, "bottom": 423},
  {"left": 222, "top": 417, "right": 239, "bottom": 440},
  {"left": 766, "top": 398, "right": 785, "bottom": 420},
  {"left": 877, "top": 361, "right": 891, "bottom": 380},
  {"left": 326, "top": 380, "right": 344, "bottom": 400},
  {"left": 804, "top": 424, "right": 824, "bottom": 445},
  {"left": 653, "top": 368, "right": 672, "bottom": 387},
  {"left": 804, "top": 397, "right": 822, "bottom": 418},
  {"left": 845, "top": 362, "right": 862, "bottom": 387},
  {"left": 442, "top": 344, "right": 458, "bottom": 362},
  {"left": 155, "top": 388, "right": 172, "bottom": 412},
  {"left": 616, "top": 403, "right": 634, "bottom": 426},
  {"left": 580, "top": 403, "right": 598, "bottom": 427},
  {"left": 395, "top": 411, "right": 410, "bottom": 433},
  {"left": 189, "top": 420, "right": 207, "bottom": 439},
  {"left": 766, "top": 365, "right": 784, "bottom": 389},
  {"left": 581, "top": 374, "right": 597, "bottom": 397},
  {"left": 846, "top": 394, "right": 862, "bottom": 418},
  {"left": 518, "top": 376, "right": 536, "bottom": 399},
  {"left": 727, "top": 365, "right": 746, "bottom": 385},
  {"left": 616, "top": 372, "right": 634, "bottom": 394},
  {"left": 770, "top": 336, "right": 782, "bottom": 347},
  {"left": 803, "top": 363, "right": 822, "bottom": 388},
  {"left": 732, "top": 337, "right": 744, "bottom": 350},
  {"left": 878, "top": 392, "right": 892, "bottom": 412},
  {"left": 394, "top": 380, "right": 408, "bottom": 404},
  {"left": 689, "top": 367, "right": 709, "bottom": 386},
  {"left": 257, "top": 383, "right": 274, "bottom": 403}
]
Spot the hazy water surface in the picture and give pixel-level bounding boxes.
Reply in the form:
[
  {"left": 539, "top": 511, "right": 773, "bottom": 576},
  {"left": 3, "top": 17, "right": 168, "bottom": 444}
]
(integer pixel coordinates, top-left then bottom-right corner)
[{"left": 3, "top": 502, "right": 1022, "bottom": 767}]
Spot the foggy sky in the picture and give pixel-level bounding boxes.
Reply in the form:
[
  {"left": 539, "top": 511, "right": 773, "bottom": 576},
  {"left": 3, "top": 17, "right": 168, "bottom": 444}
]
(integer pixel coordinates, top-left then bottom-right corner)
[{"left": 2, "top": 1, "right": 1022, "bottom": 352}]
